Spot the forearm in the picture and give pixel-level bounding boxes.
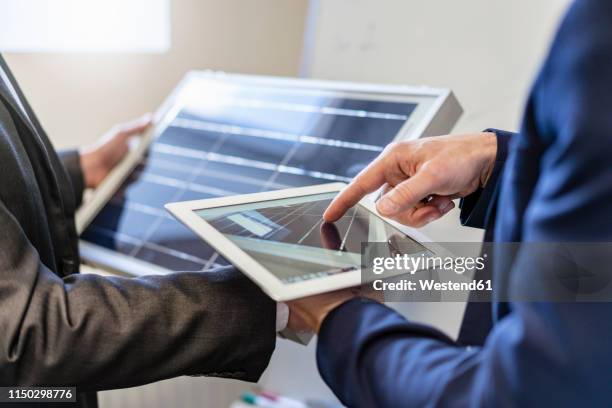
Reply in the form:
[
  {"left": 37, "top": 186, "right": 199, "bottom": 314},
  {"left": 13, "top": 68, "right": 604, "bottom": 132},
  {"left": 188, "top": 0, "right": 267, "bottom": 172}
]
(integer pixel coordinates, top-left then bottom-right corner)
[
  {"left": 316, "top": 299, "right": 591, "bottom": 408},
  {"left": 2, "top": 264, "right": 276, "bottom": 389},
  {"left": 317, "top": 299, "right": 480, "bottom": 407},
  {"left": 0, "top": 208, "right": 276, "bottom": 389}
]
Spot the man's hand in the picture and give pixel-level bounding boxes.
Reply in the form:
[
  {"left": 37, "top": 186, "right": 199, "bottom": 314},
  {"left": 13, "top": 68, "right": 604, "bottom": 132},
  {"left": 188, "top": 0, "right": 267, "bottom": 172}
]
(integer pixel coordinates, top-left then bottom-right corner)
[
  {"left": 288, "top": 289, "right": 357, "bottom": 333},
  {"left": 288, "top": 287, "right": 383, "bottom": 333},
  {"left": 323, "top": 132, "right": 498, "bottom": 227},
  {"left": 80, "top": 114, "right": 153, "bottom": 189}
]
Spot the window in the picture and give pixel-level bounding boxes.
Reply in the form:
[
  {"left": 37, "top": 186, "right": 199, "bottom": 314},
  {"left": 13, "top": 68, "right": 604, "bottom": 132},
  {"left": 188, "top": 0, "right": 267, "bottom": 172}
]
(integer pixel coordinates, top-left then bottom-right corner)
[{"left": 0, "top": 0, "right": 171, "bottom": 53}]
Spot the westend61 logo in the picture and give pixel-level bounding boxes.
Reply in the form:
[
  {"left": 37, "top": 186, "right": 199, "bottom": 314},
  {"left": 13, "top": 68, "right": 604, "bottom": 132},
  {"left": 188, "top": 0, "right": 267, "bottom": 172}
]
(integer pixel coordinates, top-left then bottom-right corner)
[{"left": 371, "top": 253, "right": 487, "bottom": 275}]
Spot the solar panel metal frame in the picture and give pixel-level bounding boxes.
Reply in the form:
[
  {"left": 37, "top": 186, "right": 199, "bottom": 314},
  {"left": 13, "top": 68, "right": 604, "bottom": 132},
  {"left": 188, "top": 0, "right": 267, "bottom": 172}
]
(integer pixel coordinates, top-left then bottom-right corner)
[{"left": 76, "top": 70, "right": 462, "bottom": 277}]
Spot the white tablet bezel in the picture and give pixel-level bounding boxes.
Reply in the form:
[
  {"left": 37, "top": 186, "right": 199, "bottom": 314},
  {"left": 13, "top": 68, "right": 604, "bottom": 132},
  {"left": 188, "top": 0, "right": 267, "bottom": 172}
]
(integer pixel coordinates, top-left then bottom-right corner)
[
  {"left": 165, "top": 182, "right": 438, "bottom": 301},
  {"left": 77, "top": 71, "right": 462, "bottom": 277}
]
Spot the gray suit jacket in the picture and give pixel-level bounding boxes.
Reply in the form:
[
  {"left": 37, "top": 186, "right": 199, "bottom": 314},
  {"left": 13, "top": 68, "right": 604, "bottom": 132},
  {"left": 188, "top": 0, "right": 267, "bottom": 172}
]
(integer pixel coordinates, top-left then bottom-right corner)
[{"left": 0, "top": 55, "right": 276, "bottom": 407}]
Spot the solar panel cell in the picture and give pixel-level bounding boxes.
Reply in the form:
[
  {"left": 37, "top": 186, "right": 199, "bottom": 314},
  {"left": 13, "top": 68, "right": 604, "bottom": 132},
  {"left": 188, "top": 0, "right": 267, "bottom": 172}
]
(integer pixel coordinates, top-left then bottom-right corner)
[{"left": 287, "top": 144, "right": 381, "bottom": 178}]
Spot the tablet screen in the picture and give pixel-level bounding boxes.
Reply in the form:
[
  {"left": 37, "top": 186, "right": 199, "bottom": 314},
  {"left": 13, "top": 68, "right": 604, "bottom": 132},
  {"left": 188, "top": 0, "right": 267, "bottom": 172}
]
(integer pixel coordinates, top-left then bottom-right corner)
[{"left": 196, "top": 192, "right": 429, "bottom": 284}]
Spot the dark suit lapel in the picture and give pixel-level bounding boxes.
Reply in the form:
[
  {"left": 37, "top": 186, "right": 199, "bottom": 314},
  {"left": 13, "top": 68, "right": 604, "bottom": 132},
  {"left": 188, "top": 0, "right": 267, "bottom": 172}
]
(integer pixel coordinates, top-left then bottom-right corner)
[
  {"left": 0, "top": 54, "right": 75, "bottom": 200},
  {"left": 0, "top": 54, "right": 79, "bottom": 276},
  {"left": 0, "top": 55, "right": 60, "bottom": 193}
]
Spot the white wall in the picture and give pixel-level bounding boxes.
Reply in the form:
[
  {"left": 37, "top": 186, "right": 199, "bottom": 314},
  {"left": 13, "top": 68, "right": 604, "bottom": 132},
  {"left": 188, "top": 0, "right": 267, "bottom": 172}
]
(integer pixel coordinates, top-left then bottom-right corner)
[
  {"left": 307, "top": 0, "right": 572, "bottom": 133},
  {"left": 4, "top": 0, "right": 309, "bottom": 149},
  {"left": 301, "top": 0, "right": 572, "bottom": 244}
]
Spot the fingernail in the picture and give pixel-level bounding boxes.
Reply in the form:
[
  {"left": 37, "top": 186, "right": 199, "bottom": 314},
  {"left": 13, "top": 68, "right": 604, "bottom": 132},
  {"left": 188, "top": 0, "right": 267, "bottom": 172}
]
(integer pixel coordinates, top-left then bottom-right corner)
[
  {"left": 378, "top": 197, "right": 399, "bottom": 215},
  {"left": 141, "top": 113, "right": 154, "bottom": 123},
  {"left": 426, "top": 214, "right": 440, "bottom": 224},
  {"left": 440, "top": 202, "right": 454, "bottom": 214}
]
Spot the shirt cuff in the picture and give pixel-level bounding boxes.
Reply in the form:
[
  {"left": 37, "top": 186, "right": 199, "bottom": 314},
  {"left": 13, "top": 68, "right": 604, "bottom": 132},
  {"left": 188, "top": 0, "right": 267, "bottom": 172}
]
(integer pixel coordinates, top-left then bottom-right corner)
[
  {"left": 276, "top": 302, "right": 289, "bottom": 332},
  {"left": 459, "top": 129, "right": 513, "bottom": 229}
]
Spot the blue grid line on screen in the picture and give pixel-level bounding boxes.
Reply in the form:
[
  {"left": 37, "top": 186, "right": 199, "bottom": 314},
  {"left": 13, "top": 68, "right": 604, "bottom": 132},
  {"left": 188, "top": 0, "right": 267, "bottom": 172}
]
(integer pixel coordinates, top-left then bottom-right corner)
[{"left": 81, "top": 83, "right": 417, "bottom": 273}]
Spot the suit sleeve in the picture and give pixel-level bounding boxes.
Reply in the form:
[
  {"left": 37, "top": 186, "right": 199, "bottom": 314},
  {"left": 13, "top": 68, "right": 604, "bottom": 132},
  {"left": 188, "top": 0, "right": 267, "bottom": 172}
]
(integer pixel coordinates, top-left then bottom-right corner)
[
  {"left": 0, "top": 199, "right": 276, "bottom": 390},
  {"left": 458, "top": 129, "right": 513, "bottom": 229},
  {"left": 316, "top": 2, "right": 612, "bottom": 407},
  {"left": 317, "top": 299, "right": 604, "bottom": 407},
  {"left": 56, "top": 149, "right": 85, "bottom": 209}
]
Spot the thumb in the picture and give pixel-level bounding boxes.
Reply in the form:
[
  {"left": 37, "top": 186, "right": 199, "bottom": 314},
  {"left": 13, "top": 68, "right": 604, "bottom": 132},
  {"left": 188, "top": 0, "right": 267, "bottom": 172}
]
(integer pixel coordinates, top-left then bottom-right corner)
[
  {"left": 377, "top": 171, "right": 439, "bottom": 216},
  {"left": 117, "top": 113, "right": 153, "bottom": 138}
]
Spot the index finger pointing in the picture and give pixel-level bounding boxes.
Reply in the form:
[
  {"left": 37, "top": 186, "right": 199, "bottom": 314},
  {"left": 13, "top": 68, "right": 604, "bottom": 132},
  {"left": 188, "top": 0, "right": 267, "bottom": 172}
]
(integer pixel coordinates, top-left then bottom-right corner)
[{"left": 323, "top": 159, "right": 387, "bottom": 222}]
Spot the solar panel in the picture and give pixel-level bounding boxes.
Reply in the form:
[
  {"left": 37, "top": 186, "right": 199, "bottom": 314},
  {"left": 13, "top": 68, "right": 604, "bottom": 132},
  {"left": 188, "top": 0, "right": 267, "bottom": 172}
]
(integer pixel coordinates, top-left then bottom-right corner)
[{"left": 78, "top": 72, "right": 461, "bottom": 276}]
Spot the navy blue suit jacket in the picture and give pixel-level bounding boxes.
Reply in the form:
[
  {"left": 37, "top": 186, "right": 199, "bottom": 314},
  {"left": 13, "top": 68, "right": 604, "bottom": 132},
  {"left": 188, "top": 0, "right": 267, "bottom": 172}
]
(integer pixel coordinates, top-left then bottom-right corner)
[{"left": 316, "top": 1, "right": 612, "bottom": 406}]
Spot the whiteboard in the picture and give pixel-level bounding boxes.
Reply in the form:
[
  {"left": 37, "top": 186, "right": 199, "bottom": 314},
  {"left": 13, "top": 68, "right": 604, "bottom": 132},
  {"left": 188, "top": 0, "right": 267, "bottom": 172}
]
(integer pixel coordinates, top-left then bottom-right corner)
[{"left": 303, "top": 0, "right": 571, "bottom": 133}]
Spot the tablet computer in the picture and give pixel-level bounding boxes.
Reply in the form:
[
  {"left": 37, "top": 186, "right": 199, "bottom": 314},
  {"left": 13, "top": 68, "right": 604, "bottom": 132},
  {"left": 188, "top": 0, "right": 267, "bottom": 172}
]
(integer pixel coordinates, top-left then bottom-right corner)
[{"left": 166, "top": 182, "right": 438, "bottom": 301}]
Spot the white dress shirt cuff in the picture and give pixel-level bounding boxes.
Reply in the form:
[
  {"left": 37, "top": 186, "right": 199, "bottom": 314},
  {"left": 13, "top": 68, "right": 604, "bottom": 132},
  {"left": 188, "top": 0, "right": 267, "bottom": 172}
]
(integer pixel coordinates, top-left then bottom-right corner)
[{"left": 276, "top": 302, "right": 289, "bottom": 332}]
